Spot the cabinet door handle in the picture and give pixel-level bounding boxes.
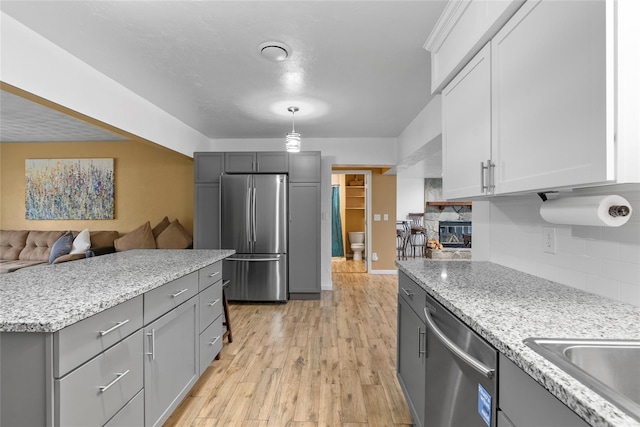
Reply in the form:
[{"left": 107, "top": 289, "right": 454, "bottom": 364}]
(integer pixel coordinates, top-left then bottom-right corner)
[
  {"left": 208, "top": 271, "right": 220, "bottom": 278},
  {"left": 418, "top": 328, "right": 426, "bottom": 358},
  {"left": 99, "top": 319, "right": 130, "bottom": 336},
  {"left": 170, "top": 288, "right": 189, "bottom": 298},
  {"left": 401, "top": 287, "right": 414, "bottom": 297},
  {"left": 208, "top": 336, "right": 221, "bottom": 346},
  {"left": 146, "top": 329, "right": 155, "bottom": 360},
  {"left": 99, "top": 369, "right": 130, "bottom": 392},
  {"left": 208, "top": 298, "right": 221, "bottom": 307},
  {"left": 481, "top": 161, "right": 489, "bottom": 193}
]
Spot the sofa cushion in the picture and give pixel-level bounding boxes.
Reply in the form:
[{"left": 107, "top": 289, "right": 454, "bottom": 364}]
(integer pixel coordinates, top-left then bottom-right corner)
[
  {"left": 152, "top": 216, "right": 171, "bottom": 239},
  {"left": 52, "top": 253, "right": 87, "bottom": 264},
  {"left": 114, "top": 222, "right": 156, "bottom": 252},
  {"left": 49, "top": 231, "right": 74, "bottom": 264},
  {"left": 0, "top": 230, "right": 29, "bottom": 261},
  {"left": 155, "top": 220, "right": 193, "bottom": 249},
  {"left": 19, "top": 231, "right": 65, "bottom": 262},
  {"left": 69, "top": 229, "right": 91, "bottom": 255},
  {"left": 89, "top": 231, "right": 120, "bottom": 248}
]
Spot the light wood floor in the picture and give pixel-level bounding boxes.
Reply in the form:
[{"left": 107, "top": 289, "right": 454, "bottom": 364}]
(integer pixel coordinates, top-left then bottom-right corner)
[
  {"left": 165, "top": 271, "right": 410, "bottom": 427},
  {"left": 331, "top": 257, "right": 367, "bottom": 273}
]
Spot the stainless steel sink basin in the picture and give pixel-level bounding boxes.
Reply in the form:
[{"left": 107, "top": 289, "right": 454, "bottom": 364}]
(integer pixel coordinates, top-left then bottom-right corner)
[{"left": 524, "top": 338, "right": 640, "bottom": 422}]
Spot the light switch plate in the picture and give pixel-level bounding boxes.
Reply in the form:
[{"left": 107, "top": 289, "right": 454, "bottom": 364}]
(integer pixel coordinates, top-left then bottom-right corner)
[{"left": 374, "top": 214, "right": 381, "bottom": 221}]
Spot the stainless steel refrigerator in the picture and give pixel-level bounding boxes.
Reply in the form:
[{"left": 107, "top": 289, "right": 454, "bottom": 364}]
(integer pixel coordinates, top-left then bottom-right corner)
[{"left": 221, "top": 174, "right": 288, "bottom": 302}]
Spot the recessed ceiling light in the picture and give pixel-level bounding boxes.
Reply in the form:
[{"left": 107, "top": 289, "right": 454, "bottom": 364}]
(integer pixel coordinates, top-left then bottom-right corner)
[{"left": 258, "top": 41, "right": 291, "bottom": 61}]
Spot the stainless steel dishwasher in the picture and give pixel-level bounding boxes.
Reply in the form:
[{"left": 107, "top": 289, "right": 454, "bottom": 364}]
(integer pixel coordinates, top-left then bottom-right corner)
[{"left": 424, "top": 292, "right": 498, "bottom": 427}]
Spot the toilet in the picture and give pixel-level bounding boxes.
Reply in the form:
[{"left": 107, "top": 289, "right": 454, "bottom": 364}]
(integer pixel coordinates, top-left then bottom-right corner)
[{"left": 348, "top": 232, "right": 365, "bottom": 261}]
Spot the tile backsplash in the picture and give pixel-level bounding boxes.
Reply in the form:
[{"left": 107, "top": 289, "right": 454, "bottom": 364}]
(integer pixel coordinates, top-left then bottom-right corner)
[{"left": 487, "top": 185, "right": 640, "bottom": 307}]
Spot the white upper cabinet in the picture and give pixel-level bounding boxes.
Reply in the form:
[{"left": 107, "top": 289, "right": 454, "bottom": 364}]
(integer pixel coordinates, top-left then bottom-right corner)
[
  {"left": 440, "top": 0, "right": 639, "bottom": 200},
  {"left": 492, "top": 0, "right": 610, "bottom": 194},
  {"left": 442, "top": 43, "right": 492, "bottom": 199},
  {"left": 424, "top": 0, "right": 525, "bottom": 94}
]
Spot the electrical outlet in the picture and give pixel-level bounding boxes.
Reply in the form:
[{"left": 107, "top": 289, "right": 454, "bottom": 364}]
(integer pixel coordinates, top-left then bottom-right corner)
[
  {"left": 371, "top": 252, "right": 378, "bottom": 261},
  {"left": 543, "top": 227, "right": 557, "bottom": 254}
]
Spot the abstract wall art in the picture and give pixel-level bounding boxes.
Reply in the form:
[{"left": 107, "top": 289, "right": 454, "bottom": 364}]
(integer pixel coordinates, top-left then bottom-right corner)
[{"left": 25, "top": 158, "right": 114, "bottom": 220}]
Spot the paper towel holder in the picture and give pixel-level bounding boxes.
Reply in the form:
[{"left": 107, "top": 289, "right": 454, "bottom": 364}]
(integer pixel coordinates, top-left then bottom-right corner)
[{"left": 609, "top": 205, "right": 630, "bottom": 217}]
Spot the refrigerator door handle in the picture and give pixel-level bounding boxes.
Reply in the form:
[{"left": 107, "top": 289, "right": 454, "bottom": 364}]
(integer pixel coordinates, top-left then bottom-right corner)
[
  {"left": 252, "top": 186, "right": 257, "bottom": 243},
  {"left": 246, "top": 178, "right": 252, "bottom": 248}
]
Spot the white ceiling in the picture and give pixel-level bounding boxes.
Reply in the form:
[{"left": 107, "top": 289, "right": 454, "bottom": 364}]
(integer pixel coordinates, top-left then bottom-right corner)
[{"left": 0, "top": 0, "right": 446, "bottom": 141}]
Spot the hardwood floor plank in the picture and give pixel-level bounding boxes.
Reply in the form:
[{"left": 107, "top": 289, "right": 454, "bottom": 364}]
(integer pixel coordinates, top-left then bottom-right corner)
[{"left": 168, "top": 271, "right": 411, "bottom": 427}]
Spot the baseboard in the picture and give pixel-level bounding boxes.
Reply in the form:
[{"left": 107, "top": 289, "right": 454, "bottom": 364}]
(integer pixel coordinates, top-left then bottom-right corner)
[{"left": 369, "top": 269, "right": 398, "bottom": 275}]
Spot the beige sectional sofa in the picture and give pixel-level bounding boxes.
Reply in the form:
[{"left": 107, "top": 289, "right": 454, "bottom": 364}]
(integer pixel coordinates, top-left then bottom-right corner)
[{"left": 0, "top": 230, "right": 119, "bottom": 273}]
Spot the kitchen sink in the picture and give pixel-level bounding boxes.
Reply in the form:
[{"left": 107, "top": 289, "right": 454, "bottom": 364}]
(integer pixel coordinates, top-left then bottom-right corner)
[{"left": 523, "top": 338, "right": 640, "bottom": 422}]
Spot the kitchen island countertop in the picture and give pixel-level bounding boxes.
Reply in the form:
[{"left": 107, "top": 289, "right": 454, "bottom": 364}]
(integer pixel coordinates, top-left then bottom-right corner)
[
  {"left": 396, "top": 259, "right": 640, "bottom": 427},
  {"left": 0, "top": 249, "right": 235, "bottom": 333}
]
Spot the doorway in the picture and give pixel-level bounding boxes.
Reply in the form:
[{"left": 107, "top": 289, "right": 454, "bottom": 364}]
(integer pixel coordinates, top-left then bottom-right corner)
[{"left": 330, "top": 170, "right": 371, "bottom": 273}]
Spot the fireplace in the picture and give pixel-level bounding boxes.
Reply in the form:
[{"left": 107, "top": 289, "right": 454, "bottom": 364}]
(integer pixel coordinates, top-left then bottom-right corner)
[{"left": 439, "top": 221, "right": 472, "bottom": 248}]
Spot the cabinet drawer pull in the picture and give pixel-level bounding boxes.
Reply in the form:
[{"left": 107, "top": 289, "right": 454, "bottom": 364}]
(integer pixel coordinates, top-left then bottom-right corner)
[
  {"left": 401, "top": 287, "right": 414, "bottom": 297},
  {"left": 208, "top": 271, "right": 220, "bottom": 278},
  {"left": 99, "top": 319, "right": 130, "bottom": 336},
  {"left": 208, "top": 298, "right": 221, "bottom": 307},
  {"left": 170, "top": 288, "right": 189, "bottom": 298},
  {"left": 98, "top": 369, "right": 130, "bottom": 392},
  {"left": 209, "top": 336, "right": 221, "bottom": 346}
]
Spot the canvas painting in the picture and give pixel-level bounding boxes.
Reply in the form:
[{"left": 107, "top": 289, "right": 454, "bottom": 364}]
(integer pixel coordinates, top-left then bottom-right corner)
[{"left": 26, "top": 158, "right": 114, "bottom": 220}]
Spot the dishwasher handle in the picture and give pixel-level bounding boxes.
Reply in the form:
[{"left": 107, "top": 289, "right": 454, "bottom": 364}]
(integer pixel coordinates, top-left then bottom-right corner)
[{"left": 424, "top": 307, "right": 495, "bottom": 380}]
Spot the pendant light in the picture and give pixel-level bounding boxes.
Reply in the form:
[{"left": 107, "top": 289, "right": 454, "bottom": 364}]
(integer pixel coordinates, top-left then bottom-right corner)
[{"left": 285, "top": 106, "right": 301, "bottom": 153}]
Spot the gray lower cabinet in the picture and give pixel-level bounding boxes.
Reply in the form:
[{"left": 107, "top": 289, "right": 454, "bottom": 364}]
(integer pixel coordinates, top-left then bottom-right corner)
[
  {"left": 144, "top": 295, "right": 199, "bottom": 427},
  {"left": 194, "top": 183, "right": 220, "bottom": 249},
  {"left": 498, "top": 354, "right": 589, "bottom": 427},
  {"left": 104, "top": 390, "right": 144, "bottom": 427},
  {"left": 396, "top": 278, "right": 427, "bottom": 427},
  {"left": 289, "top": 182, "right": 321, "bottom": 298},
  {"left": 55, "top": 330, "right": 144, "bottom": 427},
  {"left": 0, "top": 262, "right": 226, "bottom": 427}
]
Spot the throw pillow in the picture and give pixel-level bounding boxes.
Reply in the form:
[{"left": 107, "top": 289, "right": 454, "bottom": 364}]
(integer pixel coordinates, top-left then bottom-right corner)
[
  {"left": 155, "top": 220, "right": 193, "bottom": 249},
  {"left": 114, "top": 222, "right": 157, "bottom": 252},
  {"left": 152, "top": 216, "right": 170, "bottom": 238},
  {"left": 48, "top": 231, "right": 74, "bottom": 264},
  {"left": 69, "top": 228, "right": 91, "bottom": 255}
]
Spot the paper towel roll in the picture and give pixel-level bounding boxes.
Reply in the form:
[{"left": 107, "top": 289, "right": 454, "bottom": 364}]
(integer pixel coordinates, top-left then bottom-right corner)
[{"left": 539, "top": 195, "right": 633, "bottom": 227}]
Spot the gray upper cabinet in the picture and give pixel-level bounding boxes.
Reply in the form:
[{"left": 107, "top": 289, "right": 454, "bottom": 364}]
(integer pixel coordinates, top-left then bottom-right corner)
[
  {"left": 289, "top": 151, "right": 321, "bottom": 182},
  {"left": 224, "top": 152, "right": 289, "bottom": 173},
  {"left": 194, "top": 152, "right": 224, "bottom": 183}
]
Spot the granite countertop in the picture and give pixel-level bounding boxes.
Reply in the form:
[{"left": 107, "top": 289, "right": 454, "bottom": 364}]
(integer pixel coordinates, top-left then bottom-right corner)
[
  {"left": 0, "top": 249, "right": 235, "bottom": 333},
  {"left": 396, "top": 259, "right": 640, "bottom": 427}
]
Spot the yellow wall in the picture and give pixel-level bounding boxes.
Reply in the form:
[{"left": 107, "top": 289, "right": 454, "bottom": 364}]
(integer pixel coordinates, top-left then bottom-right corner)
[
  {"left": 333, "top": 168, "right": 397, "bottom": 270},
  {"left": 371, "top": 169, "right": 397, "bottom": 270},
  {"left": 0, "top": 141, "right": 194, "bottom": 234}
]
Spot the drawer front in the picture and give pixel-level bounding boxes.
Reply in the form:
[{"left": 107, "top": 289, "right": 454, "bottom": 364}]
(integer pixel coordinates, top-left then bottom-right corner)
[
  {"left": 54, "top": 296, "right": 143, "bottom": 378},
  {"left": 199, "top": 261, "right": 222, "bottom": 291},
  {"left": 144, "top": 272, "right": 198, "bottom": 324},
  {"left": 55, "top": 330, "right": 143, "bottom": 427},
  {"left": 398, "top": 271, "right": 427, "bottom": 317},
  {"left": 104, "top": 389, "right": 144, "bottom": 427},
  {"left": 199, "top": 280, "right": 223, "bottom": 333},
  {"left": 199, "top": 316, "right": 223, "bottom": 375}
]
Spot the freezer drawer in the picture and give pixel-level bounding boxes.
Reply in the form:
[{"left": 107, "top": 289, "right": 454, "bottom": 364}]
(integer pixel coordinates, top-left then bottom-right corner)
[{"left": 223, "top": 254, "right": 287, "bottom": 302}]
